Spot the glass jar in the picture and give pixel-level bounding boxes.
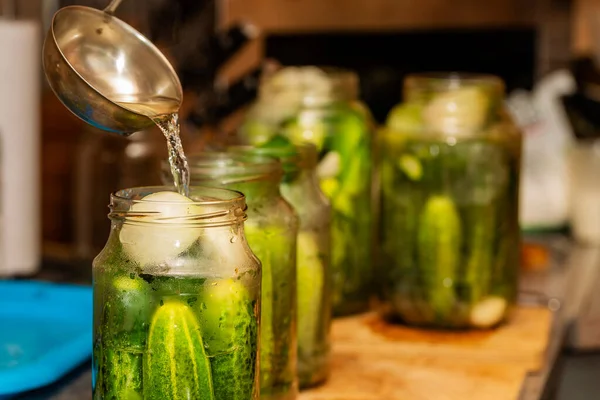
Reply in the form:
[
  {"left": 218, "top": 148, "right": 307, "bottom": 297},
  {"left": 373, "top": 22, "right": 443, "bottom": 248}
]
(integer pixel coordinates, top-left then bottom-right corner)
[
  {"left": 380, "top": 74, "right": 522, "bottom": 329},
  {"left": 239, "top": 66, "right": 374, "bottom": 316},
  {"left": 231, "top": 142, "right": 332, "bottom": 388},
  {"left": 93, "top": 186, "right": 260, "bottom": 400},
  {"left": 172, "top": 153, "right": 299, "bottom": 399}
]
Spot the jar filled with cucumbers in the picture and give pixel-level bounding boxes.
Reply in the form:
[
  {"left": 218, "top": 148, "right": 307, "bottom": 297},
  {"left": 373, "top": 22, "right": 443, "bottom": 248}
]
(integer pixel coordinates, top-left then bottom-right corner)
[
  {"left": 93, "top": 186, "right": 261, "bottom": 400},
  {"left": 174, "top": 153, "right": 300, "bottom": 399},
  {"left": 379, "top": 74, "right": 522, "bottom": 329},
  {"left": 239, "top": 66, "right": 374, "bottom": 317},
  {"left": 231, "top": 137, "right": 332, "bottom": 389}
]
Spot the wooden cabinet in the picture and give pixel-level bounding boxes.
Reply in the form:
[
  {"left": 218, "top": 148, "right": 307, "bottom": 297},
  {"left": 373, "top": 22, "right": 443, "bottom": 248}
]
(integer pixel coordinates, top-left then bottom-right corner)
[{"left": 220, "top": 0, "right": 531, "bottom": 30}]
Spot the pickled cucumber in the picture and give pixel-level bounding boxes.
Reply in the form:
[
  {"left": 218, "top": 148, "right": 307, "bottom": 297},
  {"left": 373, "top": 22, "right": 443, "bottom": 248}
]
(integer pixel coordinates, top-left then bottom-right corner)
[
  {"left": 463, "top": 205, "right": 496, "bottom": 302},
  {"left": 100, "top": 350, "right": 143, "bottom": 400},
  {"left": 386, "top": 103, "right": 423, "bottom": 134},
  {"left": 417, "top": 195, "right": 462, "bottom": 320},
  {"left": 244, "top": 224, "right": 297, "bottom": 395},
  {"left": 97, "top": 274, "right": 150, "bottom": 399},
  {"left": 201, "top": 279, "right": 258, "bottom": 400},
  {"left": 296, "top": 232, "right": 324, "bottom": 363},
  {"left": 144, "top": 301, "right": 214, "bottom": 400}
]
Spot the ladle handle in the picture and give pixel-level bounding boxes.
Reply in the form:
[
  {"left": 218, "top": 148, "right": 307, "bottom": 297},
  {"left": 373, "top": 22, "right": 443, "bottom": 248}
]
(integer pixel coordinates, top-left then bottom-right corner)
[{"left": 104, "top": 0, "right": 124, "bottom": 15}]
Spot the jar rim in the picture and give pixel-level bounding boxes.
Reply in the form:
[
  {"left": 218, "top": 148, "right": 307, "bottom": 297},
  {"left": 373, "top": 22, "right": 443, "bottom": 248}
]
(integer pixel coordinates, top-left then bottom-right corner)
[
  {"left": 405, "top": 72, "right": 504, "bottom": 92},
  {"left": 110, "top": 186, "right": 247, "bottom": 227},
  {"left": 180, "top": 152, "right": 283, "bottom": 184},
  {"left": 260, "top": 65, "right": 359, "bottom": 103}
]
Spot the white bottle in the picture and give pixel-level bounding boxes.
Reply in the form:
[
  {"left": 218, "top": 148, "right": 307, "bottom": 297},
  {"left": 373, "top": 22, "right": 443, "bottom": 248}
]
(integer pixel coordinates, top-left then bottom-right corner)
[{"left": 0, "top": 18, "right": 41, "bottom": 276}]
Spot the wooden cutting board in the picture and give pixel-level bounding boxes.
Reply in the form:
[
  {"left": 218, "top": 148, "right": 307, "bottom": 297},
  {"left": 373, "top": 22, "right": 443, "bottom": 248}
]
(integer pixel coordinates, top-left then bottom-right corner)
[{"left": 300, "top": 307, "right": 552, "bottom": 400}]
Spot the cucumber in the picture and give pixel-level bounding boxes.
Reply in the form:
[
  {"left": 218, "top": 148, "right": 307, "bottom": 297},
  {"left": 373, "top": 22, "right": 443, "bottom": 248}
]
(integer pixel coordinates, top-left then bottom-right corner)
[
  {"left": 100, "top": 350, "right": 143, "bottom": 400},
  {"left": 98, "top": 274, "right": 150, "bottom": 399},
  {"left": 463, "top": 205, "right": 496, "bottom": 303},
  {"left": 244, "top": 224, "right": 296, "bottom": 393},
  {"left": 246, "top": 225, "right": 276, "bottom": 389},
  {"left": 283, "top": 117, "right": 328, "bottom": 152},
  {"left": 398, "top": 154, "right": 423, "bottom": 182},
  {"left": 144, "top": 301, "right": 214, "bottom": 400},
  {"left": 417, "top": 195, "right": 462, "bottom": 321},
  {"left": 201, "top": 279, "right": 258, "bottom": 400},
  {"left": 241, "top": 119, "right": 276, "bottom": 145},
  {"left": 296, "top": 231, "right": 325, "bottom": 365},
  {"left": 386, "top": 103, "right": 423, "bottom": 133}
]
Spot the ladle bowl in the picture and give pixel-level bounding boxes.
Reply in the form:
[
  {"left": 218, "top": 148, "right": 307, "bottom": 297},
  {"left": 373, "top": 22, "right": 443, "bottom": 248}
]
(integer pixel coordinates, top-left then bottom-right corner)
[{"left": 42, "top": 1, "right": 183, "bottom": 135}]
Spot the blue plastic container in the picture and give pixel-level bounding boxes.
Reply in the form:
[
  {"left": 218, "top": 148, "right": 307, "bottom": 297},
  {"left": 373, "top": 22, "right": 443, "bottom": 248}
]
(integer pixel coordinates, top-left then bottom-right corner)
[{"left": 0, "top": 280, "right": 92, "bottom": 397}]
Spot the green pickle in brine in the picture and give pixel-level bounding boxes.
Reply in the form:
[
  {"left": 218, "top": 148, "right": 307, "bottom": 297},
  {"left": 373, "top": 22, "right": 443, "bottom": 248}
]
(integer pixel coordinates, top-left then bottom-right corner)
[{"left": 379, "top": 75, "right": 521, "bottom": 329}]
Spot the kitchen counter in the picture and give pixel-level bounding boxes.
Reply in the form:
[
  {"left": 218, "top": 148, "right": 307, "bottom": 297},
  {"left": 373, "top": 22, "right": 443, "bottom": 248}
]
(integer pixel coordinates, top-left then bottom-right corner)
[{"left": 17, "top": 235, "right": 600, "bottom": 399}]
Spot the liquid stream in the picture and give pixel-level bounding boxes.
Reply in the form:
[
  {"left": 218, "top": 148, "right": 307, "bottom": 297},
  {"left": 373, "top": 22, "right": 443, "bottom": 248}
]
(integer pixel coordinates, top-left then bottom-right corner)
[{"left": 116, "top": 97, "right": 190, "bottom": 196}]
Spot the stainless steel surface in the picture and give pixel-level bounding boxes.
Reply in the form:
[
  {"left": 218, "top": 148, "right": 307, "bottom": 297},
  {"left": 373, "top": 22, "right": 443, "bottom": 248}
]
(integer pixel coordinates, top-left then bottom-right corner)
[
  {"left": 519, "top": 235, "right": 571, "bottom": 400},
  {"left": 42, "top": 0, "right": 182, "bottom": 135},
  {"left": 518, "top": 236, "right": 600, "bottom": 399},
  {"left": 563, "top": 245, "right": 600, "bottom": 350}
]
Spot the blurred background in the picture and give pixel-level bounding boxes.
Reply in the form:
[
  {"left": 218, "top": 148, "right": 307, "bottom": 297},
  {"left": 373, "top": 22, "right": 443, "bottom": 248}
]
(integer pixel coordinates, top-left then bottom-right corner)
[
  {"left": 19, "top": 0, "right": 574, "bottom": 265},
  {"left": 5, "top": 0, "right": 600, "bottom": 397}
]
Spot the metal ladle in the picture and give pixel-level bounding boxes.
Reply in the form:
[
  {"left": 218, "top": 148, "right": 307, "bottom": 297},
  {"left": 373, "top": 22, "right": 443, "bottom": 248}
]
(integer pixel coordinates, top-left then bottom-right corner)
[{"left": 42, "top": 0, "right": 183, "bottom": 135}]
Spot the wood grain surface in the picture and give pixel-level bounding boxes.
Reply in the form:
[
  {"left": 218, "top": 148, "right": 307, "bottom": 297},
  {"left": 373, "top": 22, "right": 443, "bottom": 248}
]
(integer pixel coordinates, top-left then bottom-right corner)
[{"left": 301, "top": 307, "right": 552, "bottom": 400}]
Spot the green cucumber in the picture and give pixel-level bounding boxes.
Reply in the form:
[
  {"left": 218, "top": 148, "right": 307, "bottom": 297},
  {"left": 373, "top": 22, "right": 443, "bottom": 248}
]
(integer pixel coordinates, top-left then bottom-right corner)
[
  {"left": 464, "top": 205, "right": 496, "bottom": 303},
  {"left": 297, "top": 231, "right": 325, "bottom": 362},
  {"left": 244, "top": 224, "right": 296, "bottom": 393},
  {"left": 99, "top": 275, "right": 150, "bottom": 399},
  {"left": 283, "top": 117, "right": 327, "bottom": 152},
  {"left": 101, "top": 350, "right": 143, "bottom": 400},
  {"left": 386, "top": 103, "right": 423, "bottom": 133},
  {"left": 398, "top": 154, "right": 423, "bottom": 181},
  {"left": 417, "top": 195, "right": 462, "bottom": 321},
  {"left": 201, "top": 279, "right": 258, "bottom": 400},
  {"left": 144, "top": 301, "right": 214, "bottom": 400},
  {"left": 241, "top": 119, "right": 276, "bottom": 145}
]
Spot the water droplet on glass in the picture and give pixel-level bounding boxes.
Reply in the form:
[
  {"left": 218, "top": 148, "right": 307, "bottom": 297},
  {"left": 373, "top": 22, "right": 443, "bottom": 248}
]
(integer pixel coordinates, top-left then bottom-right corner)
[{"left": 230, "top": 235, "right": 238, "bottom": 243}]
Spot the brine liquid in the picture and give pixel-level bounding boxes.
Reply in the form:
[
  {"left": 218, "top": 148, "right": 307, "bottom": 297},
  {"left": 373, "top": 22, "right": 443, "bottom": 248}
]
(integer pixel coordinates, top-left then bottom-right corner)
[
  {"left": 153, "top": 113, "right": 190, "bottom": 196},
  {"left": 115, "top": 97, "right": 190, "bottom": 196}
]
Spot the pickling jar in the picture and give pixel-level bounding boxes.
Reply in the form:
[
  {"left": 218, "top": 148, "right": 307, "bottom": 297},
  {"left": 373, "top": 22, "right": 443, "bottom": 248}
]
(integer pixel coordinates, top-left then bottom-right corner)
[
  {"left": 231, "top": 142, "right": 332, "bottom": 388},
  {"left": 170, "top": 153, "right": 300, "bottom": 400},
  {"left": 93, "top": 186, "right": 260, "bottom": 400},
  {"left": 379, "top": 73, "right": 522, "bottom": 329},
  {"left": 239, "top": 66, "right": 374, "bottom": 317}
]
